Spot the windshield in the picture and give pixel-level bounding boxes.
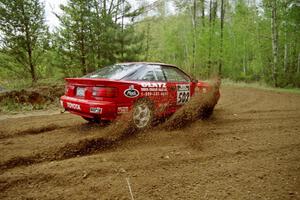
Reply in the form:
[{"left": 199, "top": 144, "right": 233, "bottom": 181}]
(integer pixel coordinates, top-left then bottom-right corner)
[{"left": 83, "top": 64, "right": 143, "bottom": 80}]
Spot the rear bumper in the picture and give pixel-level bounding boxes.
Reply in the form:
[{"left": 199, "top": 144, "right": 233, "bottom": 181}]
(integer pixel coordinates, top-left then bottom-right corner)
[{"left": 60, "top": 95, "right": 117, "bottom": 120}]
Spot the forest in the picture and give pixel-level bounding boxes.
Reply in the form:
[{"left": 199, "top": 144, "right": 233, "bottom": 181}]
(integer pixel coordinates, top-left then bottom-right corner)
[{"left": 0, "top": 0, "right": 300, "bottom": 88}]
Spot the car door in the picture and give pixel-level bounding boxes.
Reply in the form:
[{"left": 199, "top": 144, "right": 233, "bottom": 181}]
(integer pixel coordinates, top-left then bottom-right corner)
[
  {"left": 135, "top": 65, "right": 170, "bottom": 114},
  {"left": 162, "top": 66, "right": 193, "bottom": 109}
]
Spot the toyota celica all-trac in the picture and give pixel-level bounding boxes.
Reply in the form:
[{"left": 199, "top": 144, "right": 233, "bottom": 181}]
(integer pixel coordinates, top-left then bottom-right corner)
[{"left": 60, "top": 62, "right": 220, "bottom": 129}]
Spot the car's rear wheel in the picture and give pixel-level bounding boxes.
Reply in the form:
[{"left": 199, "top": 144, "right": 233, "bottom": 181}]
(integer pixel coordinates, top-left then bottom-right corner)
[
  {"left": 131, "top": 99, "right": 154, "bottom": 130},
  {"left": 82, "top": 117, "right": 111, "bottom": 126},
  {"left": 82, "top": 117, "right": 100, "bottom": 123}
]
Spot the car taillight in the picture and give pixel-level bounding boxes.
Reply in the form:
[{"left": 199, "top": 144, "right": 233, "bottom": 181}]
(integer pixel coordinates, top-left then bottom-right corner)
[
  {"left": 65, "top": 85, "right": 68, "bottom": 94},
  {"left": 65, "top": 85, "right": 75, "bottom": 95},
  {"left": 92, "top": 87, "right": 118, "bottom": 97}
]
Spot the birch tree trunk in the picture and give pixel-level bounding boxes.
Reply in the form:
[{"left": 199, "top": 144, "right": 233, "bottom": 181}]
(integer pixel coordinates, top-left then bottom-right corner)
[
  {"left": 146, "top": 23, "right": 150, "bottom": 60},
  {"left": 271, "top": 0, "right": 279, "bottom": 87},
  {"left": 219, "top": 0, "right": 225, "bottom": 75},
  {"left": 297, "top": 53, "right": 300, "bottom": 73},
  {"left": 191, "top": 0, "right": 197, "bottom": 71},
  {"left": 284, "top": 34, "right": 288, "bottom": 73},
  {"left": 201, "top": 0, "right": 205, "bottom": 27},
  {"left": 208, "top": 0, "right": 213, "bottom": 78},
  {"left": 283, "top": 0, "right": 288, "bottom": 73},
  {"left": 121, "top": 0, "right": 125, "bottom": 60}
]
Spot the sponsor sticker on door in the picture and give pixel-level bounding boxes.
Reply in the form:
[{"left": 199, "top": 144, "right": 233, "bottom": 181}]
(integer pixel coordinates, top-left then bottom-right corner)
[
  {"left": 177, "top": 84, "right": 190, "bottom": 105},
  {"left": 117, "top": 107, "right": 129, "bottom": 114}
]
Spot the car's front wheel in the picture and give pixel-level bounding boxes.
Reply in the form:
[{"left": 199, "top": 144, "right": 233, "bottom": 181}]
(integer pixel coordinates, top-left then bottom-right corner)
[
  {"left": 200, "top": 106, "right": 214, "bottom": 119},
  {"left": 131, "top": 99, "right": 154, "bottom": 130}
]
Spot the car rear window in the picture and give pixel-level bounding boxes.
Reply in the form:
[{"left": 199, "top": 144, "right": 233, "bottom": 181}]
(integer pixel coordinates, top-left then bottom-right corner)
[{"left": 84, "top": 64, "right": 143, "bottom": 80}]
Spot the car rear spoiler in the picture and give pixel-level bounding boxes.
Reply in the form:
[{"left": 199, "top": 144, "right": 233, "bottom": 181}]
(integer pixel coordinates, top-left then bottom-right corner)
[{"left": 65, "top": 78, "right": 136, "bottom": 86}]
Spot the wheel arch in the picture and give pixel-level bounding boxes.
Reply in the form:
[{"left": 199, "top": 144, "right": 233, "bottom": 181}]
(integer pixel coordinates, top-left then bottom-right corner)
[{"left": 133, "top": 97, "right": 155, "bottom": 111}]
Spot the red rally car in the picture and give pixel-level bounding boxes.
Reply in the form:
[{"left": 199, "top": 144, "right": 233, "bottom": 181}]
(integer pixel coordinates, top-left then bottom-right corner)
[{"left": 60, "top": 62, "right": 220, "bottom": 129}]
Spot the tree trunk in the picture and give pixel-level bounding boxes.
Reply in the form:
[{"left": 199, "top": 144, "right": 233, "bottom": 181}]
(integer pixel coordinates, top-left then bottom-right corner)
[
  {"left": 95, "top": 0, "right": 102, "bottom": 68},
  {"left": 21, "top": 3, "right": 36, "bottom": 83},
  {"left": 80, "top": 37, "right": 87, "bottom": 75},
  {"left": 201, "top": 0, "right": 205, "bottom": 27},
  {"left": 146, "top": 23, "right": 150, "bottom": 60},
  {"left": 28, "top": 48, "right": 36, "bottom": 83},
  {"left": 25, "top": 27, "right": 36, "bottom": 83},
  {"left": 243, "top": 38, "right": 247, "bottom": 75},
  {"left": 80, "top": 23, "right": 87, "bottom": 74},
  {"left": 284, "top": 39, "right": 288, "bottom": 73},
  {"left": 121, "top": 0, "right": 125, "bottom": 61},
  {"left": 297, "top": 53, "right": 300, "bottom": 73},
  {"left": 283, "top": 0, "right": 288, "bottom": 73},
  {"left": 219, "top": 0, "right": 225, "bottom": 75},
  {"left": 271, "top": 0, "right": 278, "bottom": 87},
  {"left": 208, "top": 0, "right": 212, "bottom": 78},
  {"left": 192, "top": 0, "right": 197, "bottom": 71}
]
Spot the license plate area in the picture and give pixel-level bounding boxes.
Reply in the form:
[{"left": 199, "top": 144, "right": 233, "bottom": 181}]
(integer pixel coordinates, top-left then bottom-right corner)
[{"left": 76, "top": 87, "right": 85, "bottom": 97}]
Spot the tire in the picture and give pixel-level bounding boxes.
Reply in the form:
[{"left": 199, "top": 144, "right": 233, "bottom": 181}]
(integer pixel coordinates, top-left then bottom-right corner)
[
  {"left": 82, "top": 117, "right": 111, "bottom": 126},
  {"left": 200, "top": 106, "right": 214, "bottom": 119},
  {"left": 131, "top": 99, "right": 154, "bottom": 130},
  {"left": 82, "top": 117, "right": 100, "bottom": 123}
]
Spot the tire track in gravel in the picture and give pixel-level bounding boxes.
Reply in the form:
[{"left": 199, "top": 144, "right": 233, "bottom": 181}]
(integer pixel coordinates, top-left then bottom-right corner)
[
  {"left": 0, "top": 124, "right": 62, "bottom": 139},
  {"left": 1, "top": 85, "right": 300, "bottom": 199},
  {"left": 0, "top": 113, "right": 83, "bottom": 139},
  {"left": 1, "top": 140, "right": 299, "bottom": 197},
  {"left": 0, "top": 81, "right": 221, "bottom": 172},
  {"left": 0, "top": 118, "right": 135, "bottom": 172}
]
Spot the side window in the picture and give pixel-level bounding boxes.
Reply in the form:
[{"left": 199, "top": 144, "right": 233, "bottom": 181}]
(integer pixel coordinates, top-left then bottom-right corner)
[
  {"left": 153, "top": 68, "right": 166, "bottom": 81},
  {"left": 122, "top": 64, "right": 166, "bottom": 82},
  {"left": 140, "top": 70, "right": 156, "bottom": 81},
  {"left": 163, "top": 67, "right": 190, "bottom": 82}
]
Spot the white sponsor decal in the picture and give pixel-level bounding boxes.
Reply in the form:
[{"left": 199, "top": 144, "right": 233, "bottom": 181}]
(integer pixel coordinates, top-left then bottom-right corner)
[
  {"left": 141, "top": 82, "right": 167, "bottom": 93},
  {"left": 177, "top": 84, "right": 190, "bottom": 105},
  {"left": 117, "top": 107, "right": 129, "bottom": 113},
  {"left": 142, "top": 91, "right": 168, "bottom": 97},
  {"left": 141, "top": 82, "right": 166, "bottom": 88},
  {"left": 90, "top": 107, "right": 102, "bottom": 114},
  {"left": 67, "top": 102, "right": 81, "bottom": 110}
]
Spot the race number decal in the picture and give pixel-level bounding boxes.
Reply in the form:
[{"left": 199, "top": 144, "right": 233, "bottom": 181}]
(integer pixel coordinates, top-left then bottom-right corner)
[{"left": 177, "top": 84, "right": 190, "bottom": 105}]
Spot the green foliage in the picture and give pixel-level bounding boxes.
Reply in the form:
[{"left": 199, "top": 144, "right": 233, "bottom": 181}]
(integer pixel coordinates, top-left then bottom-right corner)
[
  {"left": 0, "top": 99, "right": 48, "bottom": 113},
  {"left": 222, "top": 78, "right": 300, "bottom": 94},
  {"left": 54, "top": 0, "right": 144, "bottom": 77},
  {"left": 136, "top": 0, "right": 300, "bottom": 87},
  {"left": 0, "top": 0, "right": 299, "bottom": 89},
  {"left": 0, "top": 0, "right": 47, "bottom": 83},
  {"left": 0, "top": 0, "right": 144, "bottom": 81}
]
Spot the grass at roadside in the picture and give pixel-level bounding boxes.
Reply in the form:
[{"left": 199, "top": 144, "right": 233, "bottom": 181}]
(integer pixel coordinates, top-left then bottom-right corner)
[
  {"left": 222, "top": 79, "right": 300, "bottom": 94},
  {"left": 1, "top": 78, "right": 299, "bottom": 114},
  {"left": 0, "top": 78, "right": 64, "bottom": 113},
  {"left": 0, "top": 99, "right": 52, "bottom": 114},
  {"left": 0, "top": 78, "right": 64, "bottom": 91}
]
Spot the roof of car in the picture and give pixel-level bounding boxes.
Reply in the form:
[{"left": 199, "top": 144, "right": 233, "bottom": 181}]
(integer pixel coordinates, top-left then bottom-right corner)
[{"left": 118, "top": 62, "right": 178, "bottom": 68}]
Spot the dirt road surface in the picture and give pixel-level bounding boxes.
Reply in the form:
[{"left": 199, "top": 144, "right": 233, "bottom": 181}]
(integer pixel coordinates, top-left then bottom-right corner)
[{"left": 1, "top": 86, "right": 300, "bottom": 200}]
